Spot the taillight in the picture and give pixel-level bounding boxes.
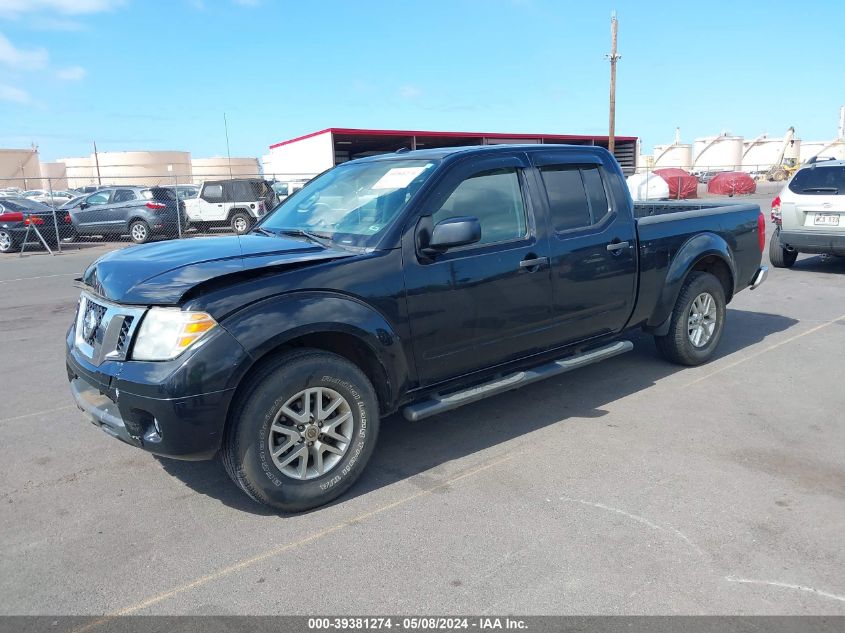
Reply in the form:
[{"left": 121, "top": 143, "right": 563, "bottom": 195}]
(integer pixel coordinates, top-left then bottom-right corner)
[
  {"left": 24, "top": 216, "right": 45, "bottom": 226},
  {"left": 771, "top": 195, "right": 781, "bottom": 225},
  {"left": 0, "top": 212, "right": 24, "bottom": 222},
  {"left": 757, "top": 211, "right": 766, "bottom": 253},
  {"left": 64, "top": 213, "right": 72, "bottom": 223},
  {"left": 145, "top": 201, "right": 166, "bottom": 211}
]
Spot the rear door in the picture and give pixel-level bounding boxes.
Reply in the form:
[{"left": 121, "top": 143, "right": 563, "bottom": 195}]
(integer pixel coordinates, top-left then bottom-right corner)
[
  {"left": 403, "top": 153, "right": 554, "bottom": 387},
  {"left": 109, "top": 188, "right": 140, "bottom": 232},
  {"left": 531, "top": 152, "right": 637, "bottom": 345}
]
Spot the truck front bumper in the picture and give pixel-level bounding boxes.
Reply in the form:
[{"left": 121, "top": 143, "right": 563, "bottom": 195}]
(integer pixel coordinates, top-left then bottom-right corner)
[
  {"left": 66, "top": 327, "right": 248, "bottom": 460},
  {"left": 779, "top": 230, "right": 845, "bottom": 255}
]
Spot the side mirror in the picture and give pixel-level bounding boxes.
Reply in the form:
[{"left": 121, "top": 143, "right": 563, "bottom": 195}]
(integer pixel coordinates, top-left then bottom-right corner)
[
  {"left": 423, "top": 216, "right": 481, "bottom": 256},
  {"left": 79, "top": 201, "right": 89, "bottom": 209}
]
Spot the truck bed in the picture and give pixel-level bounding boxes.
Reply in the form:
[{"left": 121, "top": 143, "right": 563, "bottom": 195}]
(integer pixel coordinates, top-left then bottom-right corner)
[{"left": 633, "top": 199, "right": 756, "bottom": 219}]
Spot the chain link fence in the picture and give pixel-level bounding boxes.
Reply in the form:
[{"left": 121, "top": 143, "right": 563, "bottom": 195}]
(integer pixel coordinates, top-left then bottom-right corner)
[
  {"left": 0, "top": 171, "right": 316, "bottom": 255},
  {"left": 1, "top": 161, "right": 788, "bottom": 256}
]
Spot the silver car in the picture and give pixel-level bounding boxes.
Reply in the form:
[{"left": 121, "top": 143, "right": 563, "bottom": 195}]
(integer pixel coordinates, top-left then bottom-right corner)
[{"left": 770, "top": 157, "right": 845, "bottom": 267}]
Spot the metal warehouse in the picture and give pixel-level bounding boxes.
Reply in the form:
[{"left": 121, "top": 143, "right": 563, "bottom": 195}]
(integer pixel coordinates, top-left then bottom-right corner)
[{"left": 262, "top": 128, "right": 638, "bottom": 182}]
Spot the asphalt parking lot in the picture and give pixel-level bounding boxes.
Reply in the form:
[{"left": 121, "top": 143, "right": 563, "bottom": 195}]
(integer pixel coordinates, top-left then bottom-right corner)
[{"left": 1, "top": 194, "right": 844, "bottom": 616}]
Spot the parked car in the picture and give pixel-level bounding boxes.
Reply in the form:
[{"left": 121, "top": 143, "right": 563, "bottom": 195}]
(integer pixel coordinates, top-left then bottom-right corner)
[
  {"left": 0, "top": 197, "right": 60, "bottom": 253},
  {"left": 24, "top": 189, "right": 75, "bottom": 207},
  {"left": 68, "top": 186, "right": 185, "bottom": 244},
  {"left": 66, "top": 145, "right": 767, "bottom": 511},
  {"left": 183, "top": 178, "right": 277, "bottom": 234},
  {"left": 770, "top": 157, "right": 845, "bottom": 267},
  {"left": 72, "top": 185, "right": 109, "bottom": 195}
]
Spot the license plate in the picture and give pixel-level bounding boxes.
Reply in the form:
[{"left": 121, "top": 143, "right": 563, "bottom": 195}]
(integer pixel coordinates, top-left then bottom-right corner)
[{"left": 814, "top": 214, "right": 839, "bottom": 226}]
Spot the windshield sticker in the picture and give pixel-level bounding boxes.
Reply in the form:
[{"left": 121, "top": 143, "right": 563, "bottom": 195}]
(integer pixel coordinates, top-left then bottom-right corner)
[{"left": 371, "top": 166, "right": 427, "bottom": 190}]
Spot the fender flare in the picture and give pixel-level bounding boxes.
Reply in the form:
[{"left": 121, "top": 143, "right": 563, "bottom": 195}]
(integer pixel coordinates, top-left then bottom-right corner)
[
  {"left": 223, "top": 291, "right": 410, "bottom": 411},
  {"left": 646, "top": 232, "right": 736, "bottom": 334}
]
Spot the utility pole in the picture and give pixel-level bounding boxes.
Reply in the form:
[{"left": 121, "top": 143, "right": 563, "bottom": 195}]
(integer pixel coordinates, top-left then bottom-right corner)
[
  {"left": 93, "top": 140, "right": 102, "bottom": 185},
  {"left": 607, "top": 11, "right": 621, "bottom": 155}
]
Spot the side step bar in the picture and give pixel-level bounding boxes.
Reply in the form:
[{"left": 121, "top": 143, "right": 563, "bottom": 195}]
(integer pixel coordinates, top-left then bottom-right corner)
[{"left": 402, "top": 340, "right": 634, "bottom": 422}]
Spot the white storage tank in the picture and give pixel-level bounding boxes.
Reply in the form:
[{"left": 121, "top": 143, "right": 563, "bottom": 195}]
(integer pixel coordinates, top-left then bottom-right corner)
[
  {"left": 637, "top": 154, "right": 654, "bottom": 173},
  {"left": 39, "top": 162, "right": 68, "bottom": 190},
  {"left": 653, "top": 143, "right": 693, "bottom": 170},
  {"left": 693, "top": 134, "right": 744, "bottom": 171},
  {"left": 95, "top": 151, "right": 192, "bottom": 186},
  {"left": 191, "top": 157, "right": 261, "bottom": 183},
  {"left": 799, "top": 140, "right": 845, "bottom": 162}
]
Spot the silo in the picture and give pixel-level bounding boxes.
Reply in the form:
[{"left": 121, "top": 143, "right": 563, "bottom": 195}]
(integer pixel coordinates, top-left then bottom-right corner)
[
  {"left": 692, "top": 134, "right": 744, "bottom": 171},
  {"left": 39, "top": 162, "right": 68, "bottom": 190},
  {"left": 59, "top": 156, "right": 94, "bottom": 189},
  {"left": 191, "top": 157, "right": 261, "bottom": 183},
  {"left": 95, "top": 151, "right": 192, "bottom": 186},
  {"left": 799, "top": 140, "right": 845, "bottom": 162},
  {"left": 653, "top": 143, "right": 693, "bottom": 170},
  {"left": 0, "top": 148, "right": 41, "bottom": 189},
  {"left": 742, "top": 134, "right": 802, "bottom": 172},
  {"left": 636, "top": 154, "right": 654, "bottom": 173}
]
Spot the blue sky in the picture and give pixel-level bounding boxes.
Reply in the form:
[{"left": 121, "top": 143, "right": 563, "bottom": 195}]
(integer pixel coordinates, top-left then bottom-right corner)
[{"left": 1, "top": 0, "right": 843, "bottom": 162}]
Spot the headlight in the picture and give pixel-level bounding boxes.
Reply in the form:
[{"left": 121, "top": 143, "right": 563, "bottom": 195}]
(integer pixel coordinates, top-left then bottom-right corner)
[{"left": 131, "top": 308, "right": 217, "bottom": 361}]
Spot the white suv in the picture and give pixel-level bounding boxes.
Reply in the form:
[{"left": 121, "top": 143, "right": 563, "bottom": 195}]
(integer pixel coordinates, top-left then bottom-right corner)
[
  {"left": 184, "top": 179, "right": 277, "bottom": 234},
  {"left": 770, "top": 158, "right": 845, "bottom": 267}
]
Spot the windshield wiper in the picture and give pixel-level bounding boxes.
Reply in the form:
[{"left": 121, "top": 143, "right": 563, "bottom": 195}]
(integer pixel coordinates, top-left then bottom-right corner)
[
  {"left": 801, "top": 187, "right": 839, "bottom": 193},
  {"left": 252, "top": 226, "right": 276, "bottom": 237},
  {"left": 275, "top": 228, "right": 334, "bottom": 247}
]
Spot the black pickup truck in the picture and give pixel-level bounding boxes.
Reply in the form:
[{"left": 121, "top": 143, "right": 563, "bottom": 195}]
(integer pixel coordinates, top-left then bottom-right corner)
[{"left": 66, "top": 145, "right": 768, "bottom": 511}]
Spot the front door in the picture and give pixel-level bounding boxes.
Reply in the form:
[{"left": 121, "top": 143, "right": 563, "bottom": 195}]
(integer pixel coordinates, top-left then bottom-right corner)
[
  {"left": 531, "top": 154, "right": 637, "bottom": 345},
  {"left": 75, "top": 189, "right": 114, "bottom": 232},
  {"left": 403, "top": 154, "right": 553, "bottom": 387}
]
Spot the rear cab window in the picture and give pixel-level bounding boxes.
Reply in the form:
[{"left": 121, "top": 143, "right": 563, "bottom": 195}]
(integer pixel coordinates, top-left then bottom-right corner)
[{"left": 540, "top": 165, "right": 611, "bottom": 233}]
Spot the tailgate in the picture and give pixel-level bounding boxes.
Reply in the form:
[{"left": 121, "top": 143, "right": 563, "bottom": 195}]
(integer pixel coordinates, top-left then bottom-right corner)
[{"left": 783, "top": 196, "right": 845, "bottom": 232}]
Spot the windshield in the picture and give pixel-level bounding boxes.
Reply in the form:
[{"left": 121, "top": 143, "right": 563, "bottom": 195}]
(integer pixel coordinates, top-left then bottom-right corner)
[{"left": 261, "top": 159, "right": 439, "bottom": 247}]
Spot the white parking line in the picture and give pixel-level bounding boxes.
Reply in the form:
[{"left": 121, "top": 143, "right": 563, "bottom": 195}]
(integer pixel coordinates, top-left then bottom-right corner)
[
  {"left": 0, "top": 273, "right": 78, "bottom": 284},
  {"left": 0, "top": 404, "right": 75, "bottom": 423},
  {"left": 725, "top": 576, "right": 845, "bottom": 604},
  {"left": 685, "top": 312, "right": 845, "bottom": 387}
]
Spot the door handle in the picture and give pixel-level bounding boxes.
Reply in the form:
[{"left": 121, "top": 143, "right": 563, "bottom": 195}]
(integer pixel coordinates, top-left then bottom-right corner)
[
  {"left": 519, "top": 256, "right": 549, "bottom": 272},
  {"left": 606, "top": 240, "right": 630, "bottom": 253}
]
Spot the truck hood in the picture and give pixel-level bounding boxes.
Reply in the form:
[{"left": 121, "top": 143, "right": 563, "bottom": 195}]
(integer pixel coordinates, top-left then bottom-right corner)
[{"left": 80, "top": 234, "right": 355, "bottom": 305}]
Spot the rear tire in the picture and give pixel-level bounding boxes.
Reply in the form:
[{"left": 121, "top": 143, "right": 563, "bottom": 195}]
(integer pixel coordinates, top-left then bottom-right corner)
[
  {"left": 222, "top": 349, "right": 380, "bottom": 512},
  {"left": 230, "top": 211, "right": 251, "bottom": 234},
  {"left": 129, "top": 219, "right": 151, "bottom": 244},
  {"left": 769, "top": 228, "right": 797, "bottom": 268},
  {"left": 0, "top": 229, "right": 15, "bottom": 253},
  {"left": 654, "top": 271, "right": 726, "bottom": 366}
]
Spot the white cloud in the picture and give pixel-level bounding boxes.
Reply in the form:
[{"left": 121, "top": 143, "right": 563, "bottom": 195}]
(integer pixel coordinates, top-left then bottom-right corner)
[
  {"left": 0, "top": 83, "right": 29, "bottom": 103},
  {"left": 399, "top": 85, "right": 422, "bottom": 100},
  {"left": 0, "top": 33, "right": 48, "bottom": 70},
  {"left": 0, "top": 0, "right": 124, "bottom": 16},
  {"left": 56, "top": 65, "right": 85, "bottom": 80}
]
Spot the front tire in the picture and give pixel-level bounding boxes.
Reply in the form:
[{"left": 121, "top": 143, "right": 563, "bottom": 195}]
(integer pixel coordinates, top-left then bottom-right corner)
[
  {"left": 769, "top": 228, "right": 797, "bottom": 268},
  {"left": 129, "top": 219, "right": 151, "bottom": 244},
  {"left": 222, "top": 349, "right": 380, "bottom": 512},
  {"left": 654, "top": 271, "right": 726, "bottom": 366}
]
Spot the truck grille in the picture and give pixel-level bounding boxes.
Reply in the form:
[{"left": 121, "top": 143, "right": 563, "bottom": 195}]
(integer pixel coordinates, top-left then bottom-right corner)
[{"left": 74, "top": 292, "right": 146, "bottom": 366}]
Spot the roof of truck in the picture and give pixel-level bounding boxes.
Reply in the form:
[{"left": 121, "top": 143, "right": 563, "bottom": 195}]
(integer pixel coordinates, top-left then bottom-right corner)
[{"left": 353, "top": 143, "right": 610, "bottom": 163}]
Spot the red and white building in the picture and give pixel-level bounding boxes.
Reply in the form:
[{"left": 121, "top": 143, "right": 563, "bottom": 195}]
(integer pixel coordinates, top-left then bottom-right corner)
[{"left": 262, "top": 127, "right": 638, "bottom": 182}]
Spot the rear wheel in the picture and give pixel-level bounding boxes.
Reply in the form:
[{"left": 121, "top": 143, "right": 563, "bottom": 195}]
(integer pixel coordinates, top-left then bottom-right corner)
[
  {"left": 769, "top": 228, "right": 797, "bottom": 268},
  {"left": 222, "top": 349, "right": 380, "bottom": 512},
  {"left": 129, "top": 219, "right": 151, "bottom": 244},
  {"left": 0, "top": 229, "right": 14, "bottom": 253},
  {"left": 654, "top": 271, "right": 726, "bottom": 366},
  {"left": 230, "top": 211, "right": 251, "bottom": 234}
]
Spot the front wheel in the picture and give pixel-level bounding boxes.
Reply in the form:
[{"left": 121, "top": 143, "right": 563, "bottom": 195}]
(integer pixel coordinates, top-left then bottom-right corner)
[
  {"left": 654, "top": 271, "right": 726, "bottom": 366},
  {"left": 769, "top": 228, "right": 797, "bottom": 268},
  {"left": 222, "top": 349, "right": 380, "bottom": 512}
]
